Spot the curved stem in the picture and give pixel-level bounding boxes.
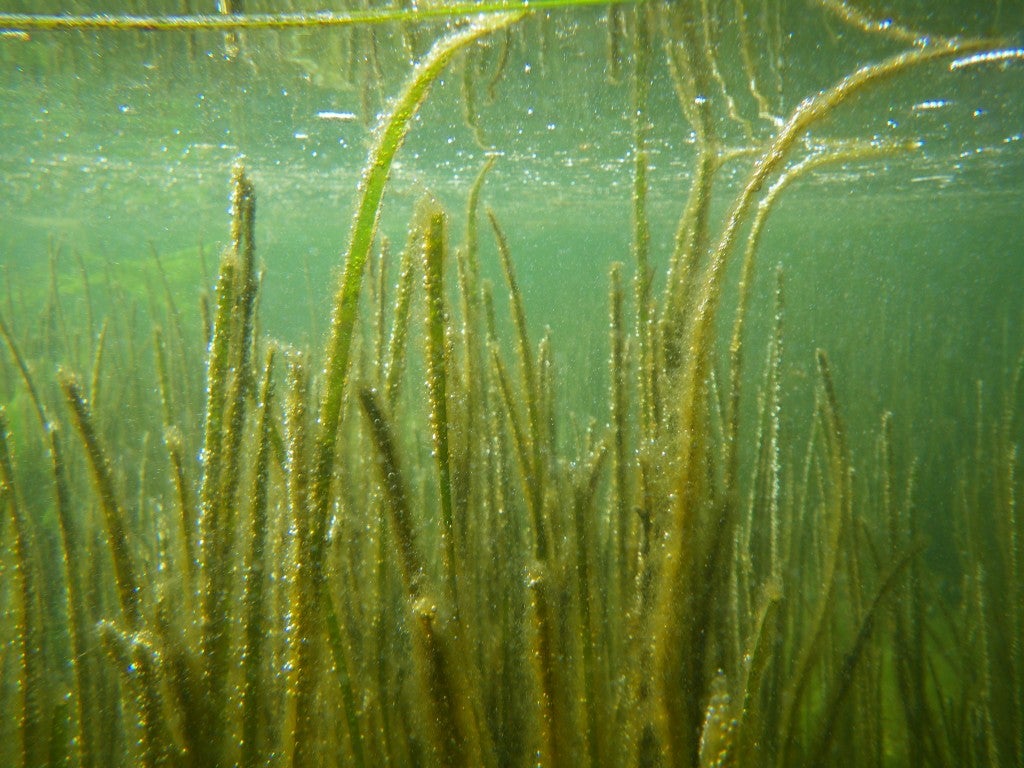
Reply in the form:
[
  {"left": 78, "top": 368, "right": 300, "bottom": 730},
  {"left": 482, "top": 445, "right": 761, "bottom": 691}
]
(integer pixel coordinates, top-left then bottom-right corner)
[{"left": 312, "top": 10, "right": 523, "bottom": 526}]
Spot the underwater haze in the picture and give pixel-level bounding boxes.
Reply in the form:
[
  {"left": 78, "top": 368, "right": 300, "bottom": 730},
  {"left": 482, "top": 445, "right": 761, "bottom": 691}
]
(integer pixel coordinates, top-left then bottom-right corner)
[{"left": 1, "top": 1, "right": 1023, "bottom": 767}]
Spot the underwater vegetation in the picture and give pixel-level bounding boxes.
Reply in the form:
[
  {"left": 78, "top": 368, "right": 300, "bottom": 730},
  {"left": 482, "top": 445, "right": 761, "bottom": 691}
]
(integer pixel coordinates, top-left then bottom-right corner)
[{"left": 1, "top": 1, "right": 1023, "bottom": 767}]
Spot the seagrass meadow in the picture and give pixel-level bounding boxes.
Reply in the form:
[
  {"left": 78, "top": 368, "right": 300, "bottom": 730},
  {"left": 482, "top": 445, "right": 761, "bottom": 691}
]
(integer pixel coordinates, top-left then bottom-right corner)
[{"left": 1, "top": 0, "right": 1023, "bottom": 766}]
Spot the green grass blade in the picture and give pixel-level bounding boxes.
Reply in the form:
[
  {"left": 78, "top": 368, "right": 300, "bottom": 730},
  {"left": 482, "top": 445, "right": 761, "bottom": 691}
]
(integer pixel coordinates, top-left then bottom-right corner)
[{"left": 313, "top": 9, "right": 524, "bottom": 523}]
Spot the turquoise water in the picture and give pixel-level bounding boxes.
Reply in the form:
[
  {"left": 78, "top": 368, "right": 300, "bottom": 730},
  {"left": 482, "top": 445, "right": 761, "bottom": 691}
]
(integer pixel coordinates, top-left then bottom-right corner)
[{"left": 4, "top": 20, "right": 1022, "bottom": 396}]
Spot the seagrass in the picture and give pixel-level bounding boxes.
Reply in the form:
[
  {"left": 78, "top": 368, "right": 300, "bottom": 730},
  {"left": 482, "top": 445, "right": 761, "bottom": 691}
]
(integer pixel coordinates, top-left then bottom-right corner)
[
  {"left": 313, "top": 11, "right": 523, "bottom": 536},
  {"left": 488, "top": 208, "right": 549, "bottom": 558},
  {"left": 59, "top": 371, "right": 142, "bottom": 627},
  {"left": 383, "top": 225, "right": 418, "bottom": 408},
  {"left": 239, "top": 347, "right": 276, "bottom": 768},
  {"left": 0, "top": 409, "right": 46, "bottom": 768},
  {"left": 0, "top": 2, "right": 1021, "bottom": 767},
  {"left": 419, "top": 200, "right": 459, "bottom": 606},
  {"left": 46, "top": 422, "right": 92, "bottom": 768},
  {"left": 0, "top": 0, "right": 636, "bottom": 32}
]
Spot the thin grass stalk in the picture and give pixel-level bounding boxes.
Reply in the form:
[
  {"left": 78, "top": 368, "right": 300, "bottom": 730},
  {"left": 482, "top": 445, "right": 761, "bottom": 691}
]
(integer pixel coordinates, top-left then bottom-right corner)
[
  {"left": 767, "top": 270, "right": 784, "bottom": 582},
  {"left": 536, "top": 330, "right": 557, "bottom": 501},
  {"left": 0, "top": 409, "right": 47, "bottom": 768},
  {"left": 624, "top": 507, "right": 655, "bottom": 764},
  {"left": 991, "top": 353, "right": 1024, "bottom": 763},
  {"left": 240, "top": 346, "right": 277, "bottom": 768},
  {"left": 374, "top": 238, "right": 390, "bottom": 389},
  {"left": 164, "top": 427, "right": 197, "bottom": 589},
  {"left": 699, "top": 0, "right": 753, "bottom": 139},
  {"left": 816, "top": 350, "right": 847, "bottom": 464},
  {"left": 731, "top": 274, "right": 785, "bottom": 715},
  {"left": 419, "top": 200, "right": 460, "bottom": 608},
  {"left": 734, "top": 0, "right": 780, "bottom": 125},
  {"left": 659, "top": 33, "right": 718, "bottom": 377},
  {"left": 775, "top": 350, "right": 849, "bottom": 767},
  {"left": 1006, "top": 442, "right": 1024, "bottom": 765},
  {"left": 323, "top": 590, "right": 367, "bottom": 768},
  {"left": 727, "top": 141, "right": 914, "bottom": 489},
  {"left": 462, "top": 154, "right": 495, "bottom": 323},
  {"left": 1, "top": 0, "right": 621, "bottom": 33},
  {"left": 105, "top": 264, "right": 139, "bottom": 391},
  {"left": 572, "top": 440, "right": 608, "bottom": 767},
  {"left": 1, "top": 265, "right": 14, "bottom": 334},
  {"left": 735, "top": 384, "right": 766, "bottom": 631},
  {"left": 631, "top": 2, "right": 656, "bottom": 446},
  {"left": 74, "top": 249, "right": 96, "bottom": 346},
  {"left": 488, "top": 207, "right": 537, "bottom": 417},
  {"left": 202, "top": 164, "right": 260, "bottom": 755},
  {"left": 359, "top": 387, "right": 492, "bottom": 767},
  {"left": 59, "top": 370, "right": 142, "bottom": 628},
  {"left": 814, "top": 0, "right": 947, "bottom": 45},
  {"left": 698, "top": 669, "right": 738, "bottom": 768},
  {"left": 0, "top": 313, "right": 49, "bottom": 430},
  {"left": 454, "top": 156, "right": 496, "bottom": 542},
  {"left": 784, "top": 427, "right": 823, "bottom": 756},
  {"left": 96, "top": 622, "right": 180, "bottom": 768},
  {"left": 659, "top": 0, "right": 722, "bottom": 346},
  {"left": 0, "top": 341, "right": 13, "bottom": 403},
  {"left": 808, "top": 543, "right": 921, "bottom": 765},
  {"left": 148, "top": 247, "right": 191, "bottom": 389},
  {"left": 453, "top": 291, "right": 482, "bottom": 606},
  {"left": 460, "top": 49, "right": 489, "bottom": 149},
  {"left": 225, "top": 158, "right": 260, "bottom": 415},
  {"left": 487, "top": 209, "right": 548, "bottom": 560},
  {"left": 976, "top": 562, "right": 1003, "bottom": 767},
  {"left": 196, "top": 248, "right": 237, "bottom": 657},
  {"left": 490, "top": 345, "right": 540, "bottom": 551},
  {"left": 135, "top": 432, "right": 153, "bottom": 567},
  {"left": 153, "top": 327, "right": 175, "bottom": 430},
  {"left": 522, "top": 567, "right": 558, "bottom": 766},
  {"left": 485, "top": 28, "right": 512, "bottom": 103},
  {"left": 88, "top": 319, "right": 108, "bottom": 408},
  {"left": 412, "top": 602, "right": 493, "bottom": 768},
  {"left": 488, "top": 342, "right": 565, "bottom": 761},
  {"left": 313, "top": 12, "right": 523, "bottom": 533},
  {"left": 199, "top": 292, "right": 212, "bottom": 348},
  {"left": 533, "top": 350, "right": 578, "bottom": 767},
  {"left": 765, "top": 0, "right": 785, "bottom": 105},
  {"left": 608, "top": 262, "right": 630, "bottom": 602},
  {"left": 602, "top": 0, "right": 624, "bottom": 79},
  {"left": 86, "top": 556, "right": 125, "bottom": 767},
  {"left": 532, "top": 9, "right": 551, "bottom": 75},
  {"left": 47, "top": 422, "right": 95, "bottom": 768},
  {"left": 281, "top": 354, "right": 325, "bottom": 768},
  {"left": 384, "top": 226, "right": 417, "bottom": 407},
  {"left": 482, "top": 359, "right": 517, "bottom": 752},
  {"left": 365, "top": 26, "right": 387, "bottom": 123},
  {"left": 734, "top": 577, "right": 783, "bottom": 761},
  {"left": 895, "top": 457, "right": 945, "bottom": 766},
  {"left": 968, "top": 382, "right": 985, "bottom": 568},
  {"left": 47, "top": 244, "right": 73, "bottom": 362},
  {"left": 707, "top": 365, "right": 731, "bottom": 477},
  {"left": 358, "top": 388, "right": 426, "bottom": 601}
]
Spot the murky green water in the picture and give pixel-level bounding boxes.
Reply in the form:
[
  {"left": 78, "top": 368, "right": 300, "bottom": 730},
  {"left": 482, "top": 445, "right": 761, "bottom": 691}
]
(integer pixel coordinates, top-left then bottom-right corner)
[{"left": 1, "top": 2, "right": 1022, "bottom": 766}]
